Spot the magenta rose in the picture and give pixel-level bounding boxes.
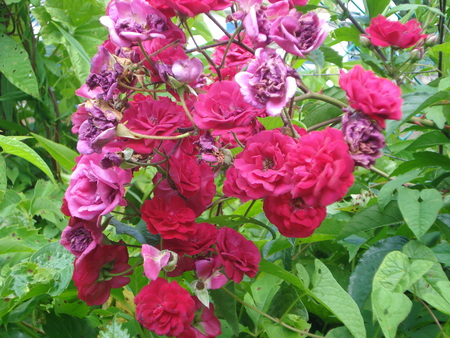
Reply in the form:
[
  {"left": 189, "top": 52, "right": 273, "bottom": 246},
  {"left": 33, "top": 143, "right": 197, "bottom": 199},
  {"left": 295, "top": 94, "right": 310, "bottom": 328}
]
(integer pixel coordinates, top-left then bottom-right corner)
[
  {"left": 364, "top": 15, "right": 426, "bottom": 49},
  {"left": 223, "top": 129, "right": 296, "bottom": 200},
  {"left": 235, "top": 48, "right": 297, "bottom": 116},
  {"left": 287, "top": 128, "right": 355, "bottom": 207},
  {"left": 270, "top": 10, "right": 328, "bottom": 57},
  {"left": 73, "top": 243, "right": 131, "bottom": 306},
  {"left": 60, "top": 216, "right": 103, "bottom": 259},
  {"left": 216, "top": 227, "right": 261, "bottom": 283},
  {"left": 193, "top": 81, "right": 263, "bottom": 133},
  {"left": 141, "top": 195, "right": 198, "bottom": 240},
  {"left": 64, "top": 153, "right": 132, "bottom": 221},
  {"left": 179, "top": 297, "right": 222, "bottom": 337},
  {"left": 135, "top": 278, "right": 195, "bottom": 337},
  {"left": 339, "top": 65, "right": 402, "bottom": 128},
  {"left": 264, "top": 194, "right": 326, "bottom": 238}
]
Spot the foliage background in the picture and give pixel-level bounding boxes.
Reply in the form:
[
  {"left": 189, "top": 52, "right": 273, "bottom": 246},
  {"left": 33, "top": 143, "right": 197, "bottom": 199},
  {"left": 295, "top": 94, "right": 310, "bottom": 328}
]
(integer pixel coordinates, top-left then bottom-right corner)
[{"left": 0, "top": 0, "right": 449, "bottom": 337}]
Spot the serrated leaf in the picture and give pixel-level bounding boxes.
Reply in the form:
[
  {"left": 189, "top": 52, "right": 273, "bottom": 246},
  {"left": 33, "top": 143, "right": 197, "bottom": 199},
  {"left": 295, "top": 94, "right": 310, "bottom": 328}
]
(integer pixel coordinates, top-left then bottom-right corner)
[
  {"left": 99, "top": 319, "right": 131, "bottom": 338},
  {"left": 311, "top": 260, "right": 366, "bottom": 338},
  {"left": 0, "top": 34, "right": 39, "bottom": 98},
  {"left": 331, "top": 26, "right": 361, "bottom": 46},
  {"left": 398, "top": 187, "right": 443, "bottom": 239},
  {"left": 0, "top": 135, "right": 55, "bottom": 183},
  {"left": 31, "top": 133, "right": 77, "bottom": 172},
  {"left": 348, "top": 236, "right": 409, "bottom": 308},
  {"left": 378, "top": 171, "right": 419, "bottom": 210},
  {"left": 320, "top": 45, "right": 343, "bottom": 67},
  {"left": 337, "top": 201, "right": 403, "bottom": 239}
]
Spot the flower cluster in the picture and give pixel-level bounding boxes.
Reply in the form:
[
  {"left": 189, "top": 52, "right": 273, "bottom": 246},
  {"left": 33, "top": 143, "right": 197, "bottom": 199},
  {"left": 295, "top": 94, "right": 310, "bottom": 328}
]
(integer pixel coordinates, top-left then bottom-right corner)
[{"left": 60, "top": 1, "right": 408, "bottom": 336}]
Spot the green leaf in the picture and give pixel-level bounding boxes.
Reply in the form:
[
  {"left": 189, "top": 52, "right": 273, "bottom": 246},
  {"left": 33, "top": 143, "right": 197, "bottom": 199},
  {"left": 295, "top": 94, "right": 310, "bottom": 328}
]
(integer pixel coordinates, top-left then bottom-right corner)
[
  {"left": 259, "top": 259, "right": 307, "bottom": 292},
  {"left": 43, "top": 312, "right": 99, "bottom": 338},
  {"left": 384, "top": 4, "right": 444, "bottom": 17},
  {"left": 348, "top": 236, "right": 409, "bottom": 308},
  {"left": 311, "top": 260, "right": 366, "bottom": 338},
  {"left": 331, "top": 26, "right": 361, "bottom": 46},
  {"left": 244, "top": 273, "right": 283, "bottom": 326},
  {"left": 320, "top": 45, "right": 343, "bottom": 67},
  {"left": 0, "top": 34, "right": 40, "bottom": 99},
  {"left": 0, "top": 135, "right": 55, "bottom": 183},
  {"left": 398, "top": 187, "right": 443, "bottom": 239},
  {"left": 31, "top": 133, "right": 77, "bottom": 172},
  {"left": 257, "top": 116, "right": 284, "bottom": 130},
  {"left": 392, "top": 151, "right": 450, "bottom": 176},
  {"left": 431, "top": 42, "right": 450, "bottom": 53},
  {"left": 53, "top": 22, "right": 90, "bottom": 65},
  {"left": 378, "top": 171, "right": 419, "bottom": 210},
  {"left": 337, "top": 201, "right": 403, "bottom": 239},
  {"left": 364, "top": 0, "right": 390, "bottom": 18},
  {"left": 372, "top": 251, "right": 434, "bottom": 338},
  {"left": 211, "top": 286, "right": 239, "bottom": 336},
  {"left": 404, "top": 131, "right": 450, "bottom": 151},
  {"left": 99, "top": 319, "right": 131, "bottom": 338}
]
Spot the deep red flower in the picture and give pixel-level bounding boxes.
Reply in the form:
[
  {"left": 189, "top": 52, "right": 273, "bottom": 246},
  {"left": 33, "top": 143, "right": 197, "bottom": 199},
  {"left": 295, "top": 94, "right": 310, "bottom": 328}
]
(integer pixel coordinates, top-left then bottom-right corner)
[
  {"left": 141, "top": 195, "right": 198, "bottom": 240},
  {"left": 216, "top": 227, "right": 260, "bottom": 283},
  {"left": 364, "top": 15, "right": 426, "bottom": 49},
  {"left": 135, "top": 278, "right": 195, "bottom": 337},
  {"left": 60, "top": 216, "right": 103, "bottom": 259},
  {"left": 263, "top": 194, "right": 326, "bottom": 238},
  {"left": 286, "top": 128, "right": 354, "bottom": 207},
  {"left": 339, "top": 65, "right": 402, "bottom": 128},
  {"left": 73, "top": 244, "right": 131, "bottom": 306}
]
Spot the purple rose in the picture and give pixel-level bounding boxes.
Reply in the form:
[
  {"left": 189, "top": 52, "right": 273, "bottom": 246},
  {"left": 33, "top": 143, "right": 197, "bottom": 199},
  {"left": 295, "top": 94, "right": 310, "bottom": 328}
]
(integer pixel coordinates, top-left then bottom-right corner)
[
  {"left": 342, "top": 111, "right": 386, "bottom": 168},
  {"left": 270, "top": 10, "right": 328, "bottom": 57},
  {"left": 76, "top": 100, "right": 121, "bottom": 155},
  {"left": 235, "top": 48, "right": 297, "bottom": 116},
  {"left": 100, "top": 0, "right": 178, "bottom": 47},
  {"left": 64, "top": 152, "right": 132, "bottom": 221},
  {"left": 60, "top": 216, "right": 103, "bottom": 259}
]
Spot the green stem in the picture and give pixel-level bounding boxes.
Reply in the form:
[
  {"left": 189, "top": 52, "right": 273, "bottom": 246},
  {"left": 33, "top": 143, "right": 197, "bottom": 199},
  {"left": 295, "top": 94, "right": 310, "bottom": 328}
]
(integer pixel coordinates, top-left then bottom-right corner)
[
  {"left": 222, "top": 287, "right": 325, "bottom": 337},
  {"left": 178, "top": 88, "right": 197, "bottom": 129},
  {"left": 369, "top": 166, "right": 391, "bottom": 179},
  {"left": 104, "top": 257, "right": 143, "bottom": 278},
  {"left": 295, "top": 92, "right": 347, "bottom": 109},
  {"left": 307, "top": 117, "right": 342, "bottom": 132}
]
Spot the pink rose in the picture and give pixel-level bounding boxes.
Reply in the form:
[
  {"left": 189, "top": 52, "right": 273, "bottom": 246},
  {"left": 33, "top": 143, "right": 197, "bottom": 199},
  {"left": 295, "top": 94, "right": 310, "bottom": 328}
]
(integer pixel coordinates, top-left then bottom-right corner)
[
  {"left": 364, "top": 15, "right": 426, "bottom": 49},
  {"left": 339, "top": 65, "right": 402, "bottom": 128},
  {"left": 135, "top": 278, "right": 196, "bottom": 337},
  {"left": 64, "top": 153, "right": 132, "bottom": 221},
  {"left": 216, "top": 227, "right": 260, "bottom": 283},
  {"left": 287, "top": 128, "right": 354, "bottom": 207},
  {"left": 264, "top": 194, "right": 326, "bottom": 238},
  {"left": 270, "top": 10, "right": 328, "bottom": 57},
  {"left": 179, "top": 297, "right": 222, "bottom": 337},
  {"left": 73, "top": 243, "right": 131, "bottom": 306},
  {"left": 223, "top": 129, "right": 296, "bottom": 200}
]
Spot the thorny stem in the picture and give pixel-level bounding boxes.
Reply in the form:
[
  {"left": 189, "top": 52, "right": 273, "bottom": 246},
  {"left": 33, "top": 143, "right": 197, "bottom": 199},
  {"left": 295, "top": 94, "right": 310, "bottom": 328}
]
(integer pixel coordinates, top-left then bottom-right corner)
[
  {"left": 222, "top": 287, "right": 326, "bottom": 338},
  {"left": 281, "top": 109, "right": 300, "bottom": 138}
]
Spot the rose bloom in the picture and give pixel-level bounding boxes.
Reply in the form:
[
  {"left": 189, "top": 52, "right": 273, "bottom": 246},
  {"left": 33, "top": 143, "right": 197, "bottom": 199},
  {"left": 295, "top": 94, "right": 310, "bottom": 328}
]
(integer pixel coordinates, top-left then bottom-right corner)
[
  {"left": 216, "top": 227, "right": 261, "bottom": 283},
  {"left": 100, "top": 0, "right": 182, "bottom": 47},
  {"left": 287, "top": 128, "right": 355, "bottom": 207},
  {"left": 269, "top": 0, "right": 308, "bottom": 7},
  {"left": 223, "top": 129, "right": 296, "bottom": 200},
  {"left": 339, "top": 65, "right": 402, "bottom": 128},
  {"left": 270, "top": 10, "right": 328, "bottom": 57},
  {"left": 64, "top": 152, "right": 132, "bottom": 221},
  {"left": 135, "top": 278, "right": 195, "bottom": 337},
  {"left": 193, "top": 81, "right": 263, "bottom": 133},
  {"left": 235, "top": 48, "right": 297, "bottom": 116},
  {"left": 141, "top": 195, "right": 198, "bottom": 240},
  {"left": 163, "top": 222, "right": 218, "bottom": 256},
  {"left": 164, "top": 0, "right": 230, "bottom": 17},
  {"left": 264, "top": 194, "right": 326, "bottom": 238},
  {"left": 60, "top": 216, "right": 103, "bottom": 259},
  {"left": 73, "top": 243, "right": 131, "bottom": 306},
  {"left": 364, "top": 15, "right": 426, "bottom": 49},
  {"left": 179, "top": 297, "right": 222, "bottom": 338}
]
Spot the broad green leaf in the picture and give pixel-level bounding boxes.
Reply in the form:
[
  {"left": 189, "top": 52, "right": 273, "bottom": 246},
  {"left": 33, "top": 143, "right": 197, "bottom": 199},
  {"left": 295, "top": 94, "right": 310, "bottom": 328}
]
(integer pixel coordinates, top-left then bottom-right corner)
[
  {"left": 0, "top": 135, "right": 56, "bottom": 183},
  {"left": 432, "top": 243, "right": 450, "bottom": 266},
  {"left": 364, "top": 0, "right": 390, "bottom": 18},
  {"left": 268, "top": 283, "right": 308, "bottom": 320},
  {"left": 404, "top": 131, "right": 450, "bottom": 151},
  {"left": 337, "top": 201, "right": 403, "bottom": 239},
  {"left": 244, "top": 273, "right": 283, "bottom": 326},
  {"left": 259, "top": 259, "right": 307, "bottom": 292},
  {"left": 430, "top": 42, "right": 450, "bottom": 53},
  {"left": 348, "top": 236, "right": 409, "bottom": 308},
  {"left": 320, "top": 45, "right": 343, "bottom": 67},
  {"left": 43, "top": 312, "right": 99, "bottom": 338},
  {"left": 53, "top": 22, "right": 90, "bottom": 65},
  {"left": 392, "top": 151, "right": 450, "bottom": 176},
  {"left": 31, "top": 133, "right": 77, "bottom": 172},
  {"left": 54, "top": 299, "right": 90, "bottom": 319},
  {"left": 372, "top": 251, "right": 434, "bottom": 338},
  {"left": 384, "top": 4, "right": 443, "bottom": 17},
  {"left": 263, "top": 316, "right": 311, "bottom": 337},
  {"left": 0, "top": 34, "right": 40, "bottom": 98},
  {"left": 331, "top": 26, "right": 361, "bottom": 46},
  {"left": 99, "top": 319, "right": 131, "bottom": 338},
  {"left": 377, "top": 171, "right": 419, "bottom": 210},
  {"left": 311, "top": 260, "right": 366, "bottom": 338},
  {"left": 398, "top": 187, "right": 443, "bottom": 239},
  {"left": 257, "top": 116, "right": 284, "bottom": 130},
  {"left": 403, "top": 241, "right": 450, "bottom": 315},
  {"left": 0, "top": 155, "right": 6, "bottom": 201},
  {"left": 211, "top": 286, "right": 239, "bottom": 336}
]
